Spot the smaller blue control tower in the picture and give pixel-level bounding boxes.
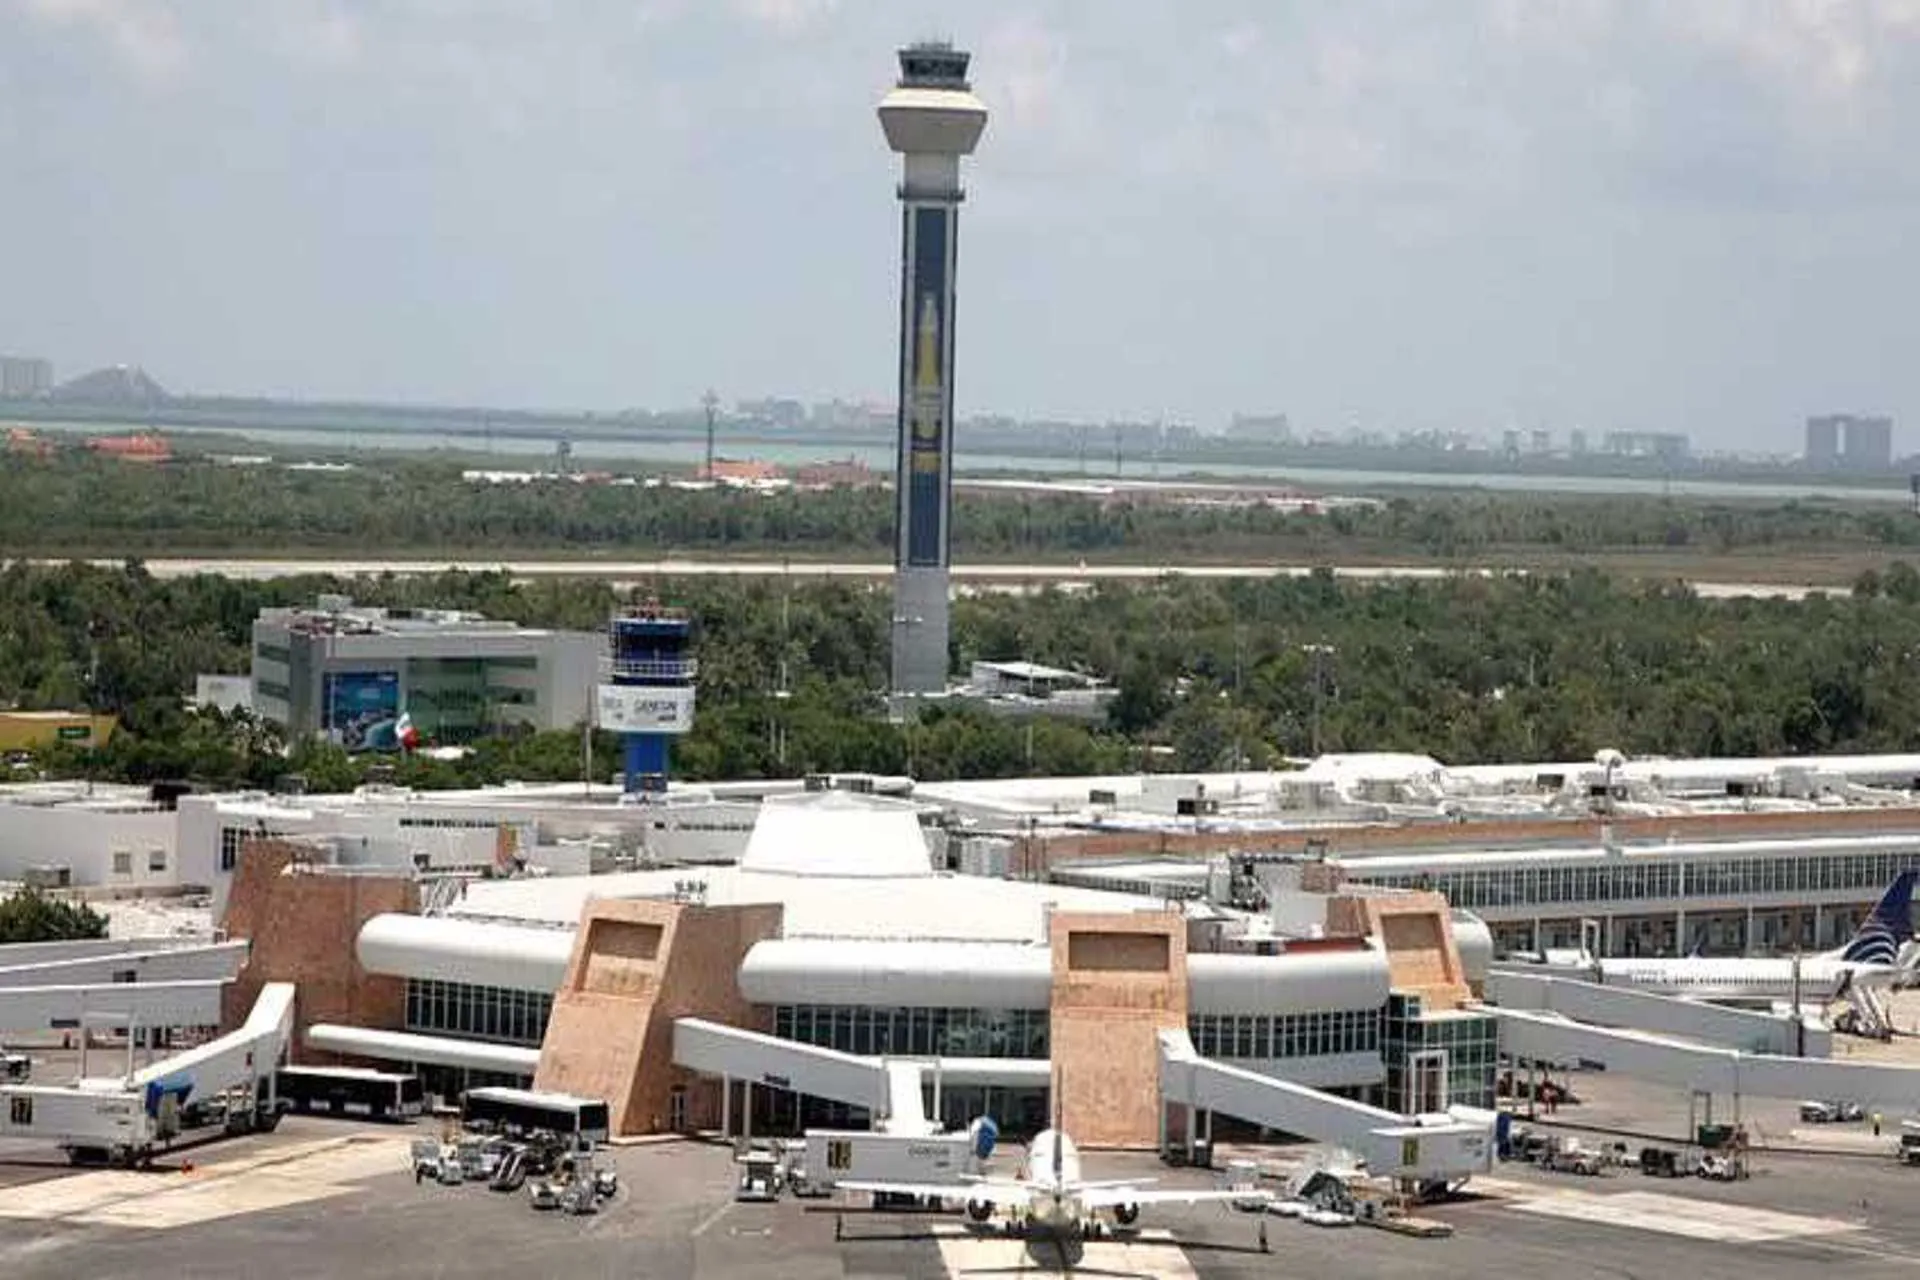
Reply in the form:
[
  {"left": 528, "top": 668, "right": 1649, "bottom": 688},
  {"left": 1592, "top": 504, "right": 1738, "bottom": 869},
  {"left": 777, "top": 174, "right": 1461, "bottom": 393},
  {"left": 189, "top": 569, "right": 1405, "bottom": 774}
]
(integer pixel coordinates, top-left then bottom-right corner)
[{"left": 600, "top": 602, "right": 697, "bottom": 795}]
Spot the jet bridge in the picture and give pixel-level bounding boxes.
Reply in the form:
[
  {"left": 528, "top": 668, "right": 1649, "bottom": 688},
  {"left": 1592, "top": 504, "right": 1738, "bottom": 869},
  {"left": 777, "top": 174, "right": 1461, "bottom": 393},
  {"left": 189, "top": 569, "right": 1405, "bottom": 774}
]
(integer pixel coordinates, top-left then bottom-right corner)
[
  {"left": 0, "top": 982, "right": 294, "bottom": 1166},
  {"left": 1157, "top": 1029, "right": 1494, "bottom": 1185},
  {"left": 0, "top": 940, "right": 249, "bottom": 989},
  {"left": 671, "top": 1018, "right": 1047, "bottom": 1138},
  {"left": 1486, "top": 970, "right": 1831, "bottom": 1057},
  {"left": 1492, "top": 1007, "right": 1920, "bottom": 1117},
  {"left": 0, "top": 979, "right": 226, "bottom": 1034}
]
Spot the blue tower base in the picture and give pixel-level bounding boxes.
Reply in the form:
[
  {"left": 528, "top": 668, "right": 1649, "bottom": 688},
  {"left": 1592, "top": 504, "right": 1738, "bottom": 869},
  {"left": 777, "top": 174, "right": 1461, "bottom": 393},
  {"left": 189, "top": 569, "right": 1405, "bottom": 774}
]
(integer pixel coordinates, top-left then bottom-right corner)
[{"left": 623, "top": 733, "right": 671, "bottom": 794}]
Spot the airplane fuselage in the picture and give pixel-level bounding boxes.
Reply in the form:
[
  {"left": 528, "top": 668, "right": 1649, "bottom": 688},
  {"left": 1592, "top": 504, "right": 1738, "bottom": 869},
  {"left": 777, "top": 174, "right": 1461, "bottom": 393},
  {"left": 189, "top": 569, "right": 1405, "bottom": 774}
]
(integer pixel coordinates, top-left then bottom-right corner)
[{"left": 1586, "top": 956, "right": 1876, "bottom": 1000}]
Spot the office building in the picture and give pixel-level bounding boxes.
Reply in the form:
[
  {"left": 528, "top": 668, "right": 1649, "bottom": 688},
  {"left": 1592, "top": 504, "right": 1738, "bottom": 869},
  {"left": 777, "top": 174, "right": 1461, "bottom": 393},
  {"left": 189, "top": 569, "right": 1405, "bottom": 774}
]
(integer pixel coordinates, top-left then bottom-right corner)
[
  {"left": 0, "top": 355, "right": 52, "bottom": 398},
  {"left": 249, "top": 596, "right": 601, "bottom": 747},
  {"left": 1806, "top": 414, "right": 1894, "bottom": 470}
]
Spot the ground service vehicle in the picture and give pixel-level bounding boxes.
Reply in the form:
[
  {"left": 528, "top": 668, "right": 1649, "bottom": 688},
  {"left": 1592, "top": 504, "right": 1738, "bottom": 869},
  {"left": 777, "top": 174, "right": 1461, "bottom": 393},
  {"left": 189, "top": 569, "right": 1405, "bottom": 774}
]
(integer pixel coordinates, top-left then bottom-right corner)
[
  {"left": 277, "top": 1067, "right": 424, "bottom": 1121},
  {"left": 460, "top": 1087, "right": 610, "bottom": 1144}
]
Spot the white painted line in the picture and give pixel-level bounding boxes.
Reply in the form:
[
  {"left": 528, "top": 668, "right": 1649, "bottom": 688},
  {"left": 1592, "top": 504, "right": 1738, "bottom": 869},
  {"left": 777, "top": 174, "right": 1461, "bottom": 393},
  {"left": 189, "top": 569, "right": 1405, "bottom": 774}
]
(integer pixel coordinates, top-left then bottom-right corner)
[{"left": 690, "top": 1201, "right": 732, "bottom": 1238}]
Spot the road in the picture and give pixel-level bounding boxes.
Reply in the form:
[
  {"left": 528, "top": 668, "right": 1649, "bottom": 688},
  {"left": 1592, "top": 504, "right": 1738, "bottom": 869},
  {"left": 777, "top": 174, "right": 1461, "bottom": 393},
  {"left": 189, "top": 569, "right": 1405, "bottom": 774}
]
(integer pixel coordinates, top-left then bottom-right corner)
[{"left": 57, "top": 557, "right": 1824, "bottom": 598}]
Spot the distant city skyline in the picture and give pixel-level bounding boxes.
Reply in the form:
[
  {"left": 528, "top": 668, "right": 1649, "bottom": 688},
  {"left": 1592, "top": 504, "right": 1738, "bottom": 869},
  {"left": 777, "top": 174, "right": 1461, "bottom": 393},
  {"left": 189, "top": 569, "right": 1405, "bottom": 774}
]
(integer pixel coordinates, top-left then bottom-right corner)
[{"left": 2, "top": 4, "right": 1917, "bottom": 452}]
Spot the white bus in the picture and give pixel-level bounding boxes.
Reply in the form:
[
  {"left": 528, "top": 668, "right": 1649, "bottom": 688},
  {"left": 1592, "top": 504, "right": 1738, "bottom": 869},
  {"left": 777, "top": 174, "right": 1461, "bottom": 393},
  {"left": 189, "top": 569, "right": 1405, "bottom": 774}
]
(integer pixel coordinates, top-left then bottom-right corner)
[
  {"left": 275, "top": 1066, "right": 425, "bottom": 1122},
  {"left": 460, "top": 1086, "right": 610, "bottom": 1143}
]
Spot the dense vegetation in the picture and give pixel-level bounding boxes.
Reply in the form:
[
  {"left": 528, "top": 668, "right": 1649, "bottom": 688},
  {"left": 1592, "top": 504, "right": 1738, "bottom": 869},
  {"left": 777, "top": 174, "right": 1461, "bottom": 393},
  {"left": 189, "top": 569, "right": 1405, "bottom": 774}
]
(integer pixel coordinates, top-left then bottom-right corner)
[
  {"left": 7, "top": 560, "right": 1920, "bottom": 793},
  {"left": 0, "top": 888, "right": 108, "bottom": 942},
  {"left": 6, "top": 451, "right": 1920, "bottom": 566}
]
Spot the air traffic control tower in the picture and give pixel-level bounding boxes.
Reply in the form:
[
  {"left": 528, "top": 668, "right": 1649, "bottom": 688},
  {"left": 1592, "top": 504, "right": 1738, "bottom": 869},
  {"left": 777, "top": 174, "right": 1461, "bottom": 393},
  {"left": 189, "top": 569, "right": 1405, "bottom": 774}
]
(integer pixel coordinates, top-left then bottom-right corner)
[
  {"left": 597, "top": 603, "right": 697, "bottom": 794},
  {"left": 880, "top": 42, "right": 988, "bottom": 699}
]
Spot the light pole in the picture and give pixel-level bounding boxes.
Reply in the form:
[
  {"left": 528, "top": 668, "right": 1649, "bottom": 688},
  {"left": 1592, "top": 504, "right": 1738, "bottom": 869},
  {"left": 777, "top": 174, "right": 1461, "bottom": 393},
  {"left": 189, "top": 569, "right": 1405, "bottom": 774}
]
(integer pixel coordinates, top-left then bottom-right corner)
[{"left": 1301, "top": 644, "right": 1335, "bottom": 757}]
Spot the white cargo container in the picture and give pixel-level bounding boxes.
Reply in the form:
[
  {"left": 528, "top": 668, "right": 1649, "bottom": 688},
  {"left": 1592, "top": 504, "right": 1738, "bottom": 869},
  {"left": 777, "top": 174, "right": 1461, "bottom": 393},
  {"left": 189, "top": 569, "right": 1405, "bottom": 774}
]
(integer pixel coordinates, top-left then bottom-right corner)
[{"left": 797, "top": 1129, "right": 975, "bottom": 1196}]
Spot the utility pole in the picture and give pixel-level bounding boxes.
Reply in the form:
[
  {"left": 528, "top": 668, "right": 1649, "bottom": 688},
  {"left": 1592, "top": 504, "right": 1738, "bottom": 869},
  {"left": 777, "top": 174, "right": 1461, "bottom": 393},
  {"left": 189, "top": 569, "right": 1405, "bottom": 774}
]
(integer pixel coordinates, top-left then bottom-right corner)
[{"left": 702, "top": 389, "right": 719, "bottom": 480}]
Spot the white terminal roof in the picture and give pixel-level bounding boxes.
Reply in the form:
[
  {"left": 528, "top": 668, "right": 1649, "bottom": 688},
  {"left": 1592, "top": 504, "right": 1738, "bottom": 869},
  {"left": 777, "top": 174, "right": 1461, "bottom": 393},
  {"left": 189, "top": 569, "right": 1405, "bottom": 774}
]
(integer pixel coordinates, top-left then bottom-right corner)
[{"left": 451, "top": 789, "right": 1170, "bottom": 944}]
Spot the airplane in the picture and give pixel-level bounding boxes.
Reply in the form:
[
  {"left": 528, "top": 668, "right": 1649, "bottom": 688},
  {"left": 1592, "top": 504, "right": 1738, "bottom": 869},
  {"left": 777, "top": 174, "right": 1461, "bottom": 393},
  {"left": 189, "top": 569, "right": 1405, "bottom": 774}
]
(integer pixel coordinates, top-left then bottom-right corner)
[
  {"left": 1527, "top": 870, "right": 1919, "bottom": 1002},
  {"left": 836, "top": 1092, "right": 1266, "bottom": 1241}
]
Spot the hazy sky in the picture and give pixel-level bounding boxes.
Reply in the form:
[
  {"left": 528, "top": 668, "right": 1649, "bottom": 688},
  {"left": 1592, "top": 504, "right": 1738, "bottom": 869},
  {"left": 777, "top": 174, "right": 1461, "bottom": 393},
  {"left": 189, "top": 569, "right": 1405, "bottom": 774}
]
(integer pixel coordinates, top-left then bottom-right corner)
[{"left": 3, "top": 1, "right": 1917, "bottom": 448}]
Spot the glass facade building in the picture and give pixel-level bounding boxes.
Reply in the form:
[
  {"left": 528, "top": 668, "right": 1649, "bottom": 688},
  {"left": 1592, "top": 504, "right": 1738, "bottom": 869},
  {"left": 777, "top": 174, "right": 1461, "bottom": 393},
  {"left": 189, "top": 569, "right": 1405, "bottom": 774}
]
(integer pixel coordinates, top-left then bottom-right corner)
[
  {"left": 1379, "top": 994, "right": 1497, "bottom": 1114},
  {"left": 1350, "top": 849, "right": 1914, "bottom": 915}
]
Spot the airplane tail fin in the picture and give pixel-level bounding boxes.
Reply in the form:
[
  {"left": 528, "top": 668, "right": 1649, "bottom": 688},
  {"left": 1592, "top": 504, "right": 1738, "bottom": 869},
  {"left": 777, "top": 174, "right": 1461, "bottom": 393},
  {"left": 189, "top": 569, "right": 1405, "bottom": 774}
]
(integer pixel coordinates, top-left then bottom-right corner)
[{"left": 1839, "top": 870, "right": 1916, "bottom": 966}]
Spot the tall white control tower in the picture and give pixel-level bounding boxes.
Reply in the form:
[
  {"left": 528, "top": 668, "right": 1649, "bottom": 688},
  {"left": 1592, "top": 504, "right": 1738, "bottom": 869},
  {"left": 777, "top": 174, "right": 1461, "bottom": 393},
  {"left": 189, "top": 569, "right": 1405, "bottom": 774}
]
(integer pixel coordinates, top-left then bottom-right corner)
[{"left": 879, "top": 42, "right": 988, "bottom": 700}]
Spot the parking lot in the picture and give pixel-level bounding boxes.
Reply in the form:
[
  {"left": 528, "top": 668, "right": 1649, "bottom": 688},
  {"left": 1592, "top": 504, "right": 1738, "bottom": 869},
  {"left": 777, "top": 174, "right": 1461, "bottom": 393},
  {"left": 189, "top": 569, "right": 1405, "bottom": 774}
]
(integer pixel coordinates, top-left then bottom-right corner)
[{"left": 0, "top": 1101, "right": 1917, "bottom": 1279}]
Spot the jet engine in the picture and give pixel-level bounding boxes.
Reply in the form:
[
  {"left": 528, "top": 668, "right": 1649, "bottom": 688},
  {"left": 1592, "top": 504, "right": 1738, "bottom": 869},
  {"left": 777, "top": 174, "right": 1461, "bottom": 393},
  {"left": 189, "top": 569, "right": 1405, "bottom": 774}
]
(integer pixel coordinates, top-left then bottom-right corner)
[
  {"left": 1111, "top": 1202, "right": 1140, "bottom": 1227},
  {"left": 966, "top": 1198, "right": 995, "bottom": 1223}
]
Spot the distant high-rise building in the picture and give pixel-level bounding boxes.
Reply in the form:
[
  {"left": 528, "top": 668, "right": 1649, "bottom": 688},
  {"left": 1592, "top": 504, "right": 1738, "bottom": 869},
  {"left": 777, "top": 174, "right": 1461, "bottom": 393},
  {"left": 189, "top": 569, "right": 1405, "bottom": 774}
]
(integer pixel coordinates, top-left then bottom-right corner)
[
  {"left": 1569, "top": 428, "right": 1589, "bottom": 455},
  {"left": 1805, "top": 415, "right": 1842, "bottom": 467},
  {"left": 1529, "top": 429, "right": 1551, "bottom": 455},
  {"left": 1806, "top": 414, "right": 1894, "bottom": 470},
  {"left": 0, "top": 355, "right": 53, "bottom": 398}
]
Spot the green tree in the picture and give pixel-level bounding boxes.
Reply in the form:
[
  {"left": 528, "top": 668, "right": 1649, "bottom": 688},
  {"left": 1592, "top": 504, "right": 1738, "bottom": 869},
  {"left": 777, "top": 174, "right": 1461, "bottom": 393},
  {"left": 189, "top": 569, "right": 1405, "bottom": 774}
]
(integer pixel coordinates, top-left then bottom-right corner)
[{"left": 0, "top": 889, "right": 108, "bottom": 943}]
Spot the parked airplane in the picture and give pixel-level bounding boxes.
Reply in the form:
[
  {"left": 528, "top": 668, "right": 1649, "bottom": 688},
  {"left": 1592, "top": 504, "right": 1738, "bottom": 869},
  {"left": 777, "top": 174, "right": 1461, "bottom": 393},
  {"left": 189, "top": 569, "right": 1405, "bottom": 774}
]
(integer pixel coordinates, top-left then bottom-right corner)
[
  {"left": 838, "top": 1098, "right": 1263, "bottom": 1240},
  {"left": 1533, "top": 870, "right": 1918, "bottom": 1002}
]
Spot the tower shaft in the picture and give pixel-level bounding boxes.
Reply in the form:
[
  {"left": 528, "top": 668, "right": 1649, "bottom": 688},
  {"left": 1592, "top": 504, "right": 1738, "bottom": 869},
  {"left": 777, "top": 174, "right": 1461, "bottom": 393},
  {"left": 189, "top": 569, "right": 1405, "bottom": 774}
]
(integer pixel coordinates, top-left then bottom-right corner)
[{"left": 880, "top": 43, "right": 987, "bottom": 700}]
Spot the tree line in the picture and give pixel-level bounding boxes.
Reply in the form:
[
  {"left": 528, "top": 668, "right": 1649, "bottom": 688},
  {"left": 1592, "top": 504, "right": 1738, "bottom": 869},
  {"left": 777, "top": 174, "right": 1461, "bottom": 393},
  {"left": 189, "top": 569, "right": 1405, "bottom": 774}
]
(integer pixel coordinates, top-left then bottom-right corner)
[
  {"left": 7, "top": 451, "right": 1920, "bottom": 563},
  {"left": 7, "top": 561, "right": 1920, "bottom": 794}
]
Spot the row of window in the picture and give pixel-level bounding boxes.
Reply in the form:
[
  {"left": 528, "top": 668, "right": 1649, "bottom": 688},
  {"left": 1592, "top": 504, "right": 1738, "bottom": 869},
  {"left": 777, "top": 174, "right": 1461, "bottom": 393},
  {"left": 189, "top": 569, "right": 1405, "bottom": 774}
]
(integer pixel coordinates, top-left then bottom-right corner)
[
  {"left": 1354, "top": 850, "right": 1916, "bottom": 912},
  {"left": 406, "top": 979, "right": 552, "bottom": 1047},
  {"left": 256, "top": 680, "right": 291, "bottom": 702},
  {"left": 256, "top": 643, "right": 291, "bottom": 665},
  {"left": 1187, "top": 1009, "right": 1380, "bottom": 1061},
  {"left": 773, "top": 1005, "right": 1049, "bottom": 1060}
]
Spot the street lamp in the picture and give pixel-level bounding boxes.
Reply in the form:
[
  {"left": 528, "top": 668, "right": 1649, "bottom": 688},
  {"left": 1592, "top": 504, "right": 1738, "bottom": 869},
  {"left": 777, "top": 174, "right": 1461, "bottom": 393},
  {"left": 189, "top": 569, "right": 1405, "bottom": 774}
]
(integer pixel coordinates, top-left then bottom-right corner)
[{"left": 1301, "top": 644, "right": 1336, "bottom": 757}]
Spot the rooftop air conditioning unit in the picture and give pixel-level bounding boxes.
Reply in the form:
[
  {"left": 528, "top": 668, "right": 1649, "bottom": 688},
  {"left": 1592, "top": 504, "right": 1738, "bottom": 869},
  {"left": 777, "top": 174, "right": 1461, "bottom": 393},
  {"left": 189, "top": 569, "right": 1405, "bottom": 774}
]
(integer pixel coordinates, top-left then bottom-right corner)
[{"left": 803, "top": 774, "right": 831, "bottom": 793}]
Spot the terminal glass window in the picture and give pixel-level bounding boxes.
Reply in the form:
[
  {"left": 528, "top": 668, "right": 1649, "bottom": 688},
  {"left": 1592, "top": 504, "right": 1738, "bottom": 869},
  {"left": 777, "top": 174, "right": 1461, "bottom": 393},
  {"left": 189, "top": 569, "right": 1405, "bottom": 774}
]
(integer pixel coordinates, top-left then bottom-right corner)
[
  {"left": 1186, "top": 1009, "right": 1381, "bottom": 1061},
  {"left": 406, "top": 979, "right": 552, "bottom": 1047}
]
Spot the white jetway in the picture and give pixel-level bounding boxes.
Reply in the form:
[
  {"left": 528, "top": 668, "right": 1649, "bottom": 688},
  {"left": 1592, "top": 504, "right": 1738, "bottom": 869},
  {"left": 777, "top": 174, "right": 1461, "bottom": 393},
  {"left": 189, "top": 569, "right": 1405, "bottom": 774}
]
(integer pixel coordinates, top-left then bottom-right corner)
[
  {"left": 1486, "top": 970, "right": 1830, "bottom": 1058},
  {"left": 1157, "top": 1029, "right": 1494, "bottom": 1185},
  {"left": 0, "top": 940, "right": 249, "bottom": 989},
  {"left": 0, "top": 937, "right": 209, "bottom": 968},
  {"left": 671, "top": 1018, "right": 1048, "bottom": 1138},
  {"left": 1492, "top": 1007, "right": 1920, "bottom": 1117},
  {"left": 305, "top": 1024, "right": 541, "bottom": 1077},
  {"left": 0, "top": 982, "right": 295, "bottom": 1166},
  {"left": 0, "top": 980, "right": 225, "bottom": 1034}
]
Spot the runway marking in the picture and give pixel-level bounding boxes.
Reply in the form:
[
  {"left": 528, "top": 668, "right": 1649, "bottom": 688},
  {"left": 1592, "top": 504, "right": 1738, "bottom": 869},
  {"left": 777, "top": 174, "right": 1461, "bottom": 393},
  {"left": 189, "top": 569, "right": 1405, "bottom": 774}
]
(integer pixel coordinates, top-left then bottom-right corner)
[
  {"left": 1510, "top": 1190, "right": 1860, "bottom": 1244},
  {"left": 0, "top": 1136, "right": 408, "bottom": 1232},
  {"left": 934, "top": 1228, "right": 1197, "bottom": 1278},
  {"left": 690, "top": 1201, "right": 732, "bottom": 1238}
]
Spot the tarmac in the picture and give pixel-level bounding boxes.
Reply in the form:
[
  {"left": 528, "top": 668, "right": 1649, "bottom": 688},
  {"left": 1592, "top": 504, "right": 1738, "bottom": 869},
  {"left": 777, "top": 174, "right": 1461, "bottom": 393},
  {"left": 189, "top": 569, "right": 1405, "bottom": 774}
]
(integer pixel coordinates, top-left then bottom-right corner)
[{"left": 0, "top": 1094, "right": 1917, "bottom": 1280}]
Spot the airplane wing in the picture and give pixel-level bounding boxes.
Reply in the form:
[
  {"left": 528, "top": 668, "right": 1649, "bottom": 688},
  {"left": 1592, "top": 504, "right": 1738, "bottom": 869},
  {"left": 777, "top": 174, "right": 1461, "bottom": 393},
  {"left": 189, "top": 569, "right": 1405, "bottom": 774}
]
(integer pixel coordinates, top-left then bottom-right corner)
[
  {"left": 1078, "top": 1185, "right": 1266, "bottom": 1210},
  {"left": 836, "top": 1179, "right": 1032, "bottom": 1210}
]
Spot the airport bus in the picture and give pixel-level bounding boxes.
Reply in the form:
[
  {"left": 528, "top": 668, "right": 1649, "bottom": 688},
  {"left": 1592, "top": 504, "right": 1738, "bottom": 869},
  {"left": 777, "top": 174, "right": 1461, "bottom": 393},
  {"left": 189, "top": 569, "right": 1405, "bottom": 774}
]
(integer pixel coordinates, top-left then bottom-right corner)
[
  {"left": 274, "top": 1066, "right": 426, "bottom": 1122},
  {"left": 460, "top": 1086, "right": 611, "bottom": 1143}
]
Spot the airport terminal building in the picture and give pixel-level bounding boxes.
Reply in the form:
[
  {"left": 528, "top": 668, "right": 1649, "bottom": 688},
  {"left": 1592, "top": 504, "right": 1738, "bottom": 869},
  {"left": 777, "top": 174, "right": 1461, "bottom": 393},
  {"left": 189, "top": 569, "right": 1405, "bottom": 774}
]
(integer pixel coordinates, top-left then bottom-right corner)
[{"left": 225, "top": 789, "right": 1497, "bottom": 1145}]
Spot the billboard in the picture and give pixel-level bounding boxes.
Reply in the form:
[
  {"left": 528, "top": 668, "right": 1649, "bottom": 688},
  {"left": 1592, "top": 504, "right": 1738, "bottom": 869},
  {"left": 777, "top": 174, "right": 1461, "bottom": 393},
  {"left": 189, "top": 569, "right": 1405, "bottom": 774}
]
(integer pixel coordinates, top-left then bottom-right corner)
[
  {"left": 594, "top": 684, "right": 696, "bottom": 734},
  {"left": 323, "top": 670, "right": 402, "bottom": 752},
  {"left": 903, "top": 204, "right": 951, "bottom": 568}
]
